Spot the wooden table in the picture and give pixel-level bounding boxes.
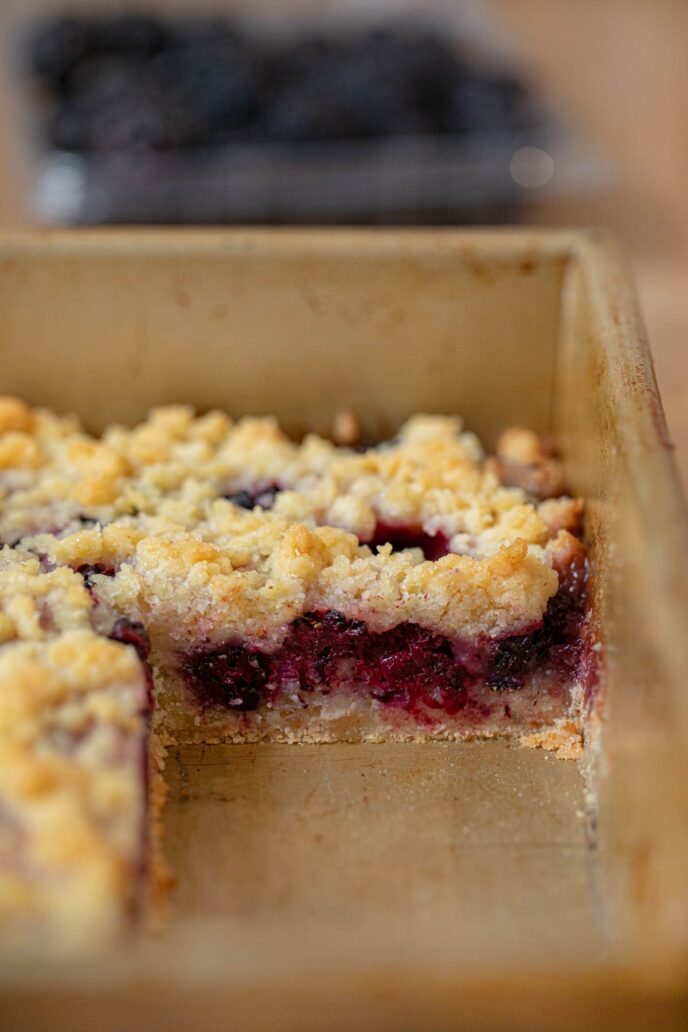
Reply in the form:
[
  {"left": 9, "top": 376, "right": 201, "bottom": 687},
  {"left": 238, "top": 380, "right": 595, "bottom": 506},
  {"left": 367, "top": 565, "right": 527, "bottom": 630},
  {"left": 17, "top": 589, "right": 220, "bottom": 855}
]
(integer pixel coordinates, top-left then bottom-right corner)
[{"left": 493, "top": 0, "right": 688, "bottom": 488}]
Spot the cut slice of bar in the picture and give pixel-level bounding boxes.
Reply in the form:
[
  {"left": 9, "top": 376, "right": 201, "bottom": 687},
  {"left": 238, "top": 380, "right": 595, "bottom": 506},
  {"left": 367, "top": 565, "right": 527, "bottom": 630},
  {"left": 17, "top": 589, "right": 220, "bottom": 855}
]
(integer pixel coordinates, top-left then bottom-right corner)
[
  {"left": 0, "top": 632, "right": 150, "bottom": 946},
  {"left": 8, "top": 406, "right": 589, "bottom": 757},
  {"left": 99, "top": 518, "right": 586, "bottom": 756},
  {"left": 0, "top": 550, "right": 157, "bottom": 948}
]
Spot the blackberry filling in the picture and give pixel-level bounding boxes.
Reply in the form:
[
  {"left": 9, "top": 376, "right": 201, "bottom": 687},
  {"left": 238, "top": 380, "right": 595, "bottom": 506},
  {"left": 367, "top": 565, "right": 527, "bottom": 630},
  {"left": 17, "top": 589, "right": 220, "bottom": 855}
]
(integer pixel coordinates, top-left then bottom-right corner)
[
  {"left": 224, "top": 483, "right": 281, "bottom": 511},
  {"left": 274, "top": 612, "right": 464, "bottom": 711},
  {"left": 181, "top": 645, "right": 271, "bottom": 711},
  {"left": 367, "top": 521, "right": 451, "bottom": 561},
  {"left": 486, "top": 551, "right": 587, "bottom": 690},
  {"left": 106, "top": 617, "right": 155, "bottom": 712},
  {"left": 109, "top": 617, "right": 151, "bottom": 663},
  {"left": 77, "top": 562, "right": 116, "bottom": 589}
]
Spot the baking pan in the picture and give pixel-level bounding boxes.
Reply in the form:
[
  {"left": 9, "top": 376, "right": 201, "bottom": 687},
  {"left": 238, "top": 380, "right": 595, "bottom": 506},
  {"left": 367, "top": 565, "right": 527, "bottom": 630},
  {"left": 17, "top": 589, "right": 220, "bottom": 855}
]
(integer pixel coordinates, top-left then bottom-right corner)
[{"left": 0, "top": 228, "right": 686, "bottom": 1031}]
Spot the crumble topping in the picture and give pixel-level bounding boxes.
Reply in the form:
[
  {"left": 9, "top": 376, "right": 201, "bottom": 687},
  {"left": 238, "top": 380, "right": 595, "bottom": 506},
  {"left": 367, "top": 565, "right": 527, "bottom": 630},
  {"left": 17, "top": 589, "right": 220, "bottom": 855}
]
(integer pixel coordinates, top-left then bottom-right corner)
[
  {"left": 0, "top": 549, "right": 92, "bottom": 643},
  {"left": 0, "top": 401, "right": 580, "bottom": 556},
  {"left": 19, "top": 507, "right": 569, "bottom": 652},
  {"left": 487, "top": 426, "right": 567, "bottom": 500},
  {"left": 0, "top": 399, "right": 581, "bottom": 651},
  {"left": 0, "top": 629, "right": 145, "bottom": 732},
  {"left": 0, "top": 629, "right": 148, "bottom": 944}
]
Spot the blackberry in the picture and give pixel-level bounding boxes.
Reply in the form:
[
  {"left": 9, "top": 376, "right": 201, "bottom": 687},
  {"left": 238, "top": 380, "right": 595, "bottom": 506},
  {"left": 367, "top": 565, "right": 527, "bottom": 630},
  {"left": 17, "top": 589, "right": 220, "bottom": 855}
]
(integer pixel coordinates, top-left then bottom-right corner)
[
  {"left": 182, "top": 645, "right": 270, "bottom": 711},
  {"left": 91, "top": 14, "right": 168, "bottom": 57},
  {"left": 76, "top": 563, "right": 115, "bottom": 590},
  {"left": 28, "top": 16, "right": 93, "bottom": 89},
  {"left": 147, "top": 34, "right": 263, "bottom": 147}
]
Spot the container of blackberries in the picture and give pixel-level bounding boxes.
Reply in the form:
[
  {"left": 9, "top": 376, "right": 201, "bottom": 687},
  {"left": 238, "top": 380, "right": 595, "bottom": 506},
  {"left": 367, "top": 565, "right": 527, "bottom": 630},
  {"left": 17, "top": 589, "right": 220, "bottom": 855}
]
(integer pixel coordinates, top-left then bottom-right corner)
[{"left": 21, "top": 7, "right": 602, "bottom": 224}]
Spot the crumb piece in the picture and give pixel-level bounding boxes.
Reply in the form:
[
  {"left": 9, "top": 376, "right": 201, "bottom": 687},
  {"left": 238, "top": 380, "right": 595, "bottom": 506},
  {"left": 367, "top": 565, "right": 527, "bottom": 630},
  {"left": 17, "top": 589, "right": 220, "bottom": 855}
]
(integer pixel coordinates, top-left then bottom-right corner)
[
  {"left": 490, "top": 426, "right": 565, "bottom": 499},
  {"left": 520, "top": 723, "right": 583, "bottom": 760},
  {"left": 331, "top": 409, "right": 361, "bottom": 446}
]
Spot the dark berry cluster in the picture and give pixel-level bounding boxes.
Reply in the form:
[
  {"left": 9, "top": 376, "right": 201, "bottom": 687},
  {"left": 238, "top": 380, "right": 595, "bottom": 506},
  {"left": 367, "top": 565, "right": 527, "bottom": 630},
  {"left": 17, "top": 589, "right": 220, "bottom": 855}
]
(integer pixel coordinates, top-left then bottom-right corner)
[
  {"left": 280, "top": 610, "right": 466, "bottom": 711},
  {"left": 223, "top": 484, "right": 281, "bottom": 511},
  {"left": 109, "top": 616, "right": 152, "bottom": 663},
  {"left": 486, "top": 553, "right": 587, "bottom": 690},
  {"left": 76, "top": 562, "right": 115, "bottom": 590},
  {"left": 181, "top": 610, "right": 467, "bottom": 715},
  {"left": 181, "top": 643, "right": 270, "bottom": 711},
  {"left": 27, "top": 14, "right": 537, "bottom": 152},
  {"left": 368, "top": 521, "right": 450, "bottom": 561}
]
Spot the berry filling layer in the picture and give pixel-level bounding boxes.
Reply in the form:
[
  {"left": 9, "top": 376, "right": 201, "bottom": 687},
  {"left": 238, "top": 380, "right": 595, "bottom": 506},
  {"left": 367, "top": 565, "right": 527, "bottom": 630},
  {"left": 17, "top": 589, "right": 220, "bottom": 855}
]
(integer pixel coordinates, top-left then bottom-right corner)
[
  {"left": 367, "top": 521, "right": 451, "bottom": 561},
  {"left": 179, "top": 555, "right": 587, "bottom": 720}
]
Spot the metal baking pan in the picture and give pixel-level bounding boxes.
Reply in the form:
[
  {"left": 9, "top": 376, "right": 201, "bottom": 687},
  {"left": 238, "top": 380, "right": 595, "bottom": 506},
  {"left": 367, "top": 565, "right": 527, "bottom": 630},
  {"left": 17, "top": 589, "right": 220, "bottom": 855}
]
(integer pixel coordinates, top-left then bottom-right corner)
[{"left": 0, "top": 228, "right": 686, "bottom": 1030}]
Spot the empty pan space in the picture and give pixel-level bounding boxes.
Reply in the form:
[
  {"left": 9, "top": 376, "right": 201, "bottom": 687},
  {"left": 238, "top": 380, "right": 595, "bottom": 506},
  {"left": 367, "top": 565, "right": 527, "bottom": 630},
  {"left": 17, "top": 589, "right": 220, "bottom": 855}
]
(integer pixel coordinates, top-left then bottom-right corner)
[{"left": 163, "top": 740, "right": 603, "bottom": 961}]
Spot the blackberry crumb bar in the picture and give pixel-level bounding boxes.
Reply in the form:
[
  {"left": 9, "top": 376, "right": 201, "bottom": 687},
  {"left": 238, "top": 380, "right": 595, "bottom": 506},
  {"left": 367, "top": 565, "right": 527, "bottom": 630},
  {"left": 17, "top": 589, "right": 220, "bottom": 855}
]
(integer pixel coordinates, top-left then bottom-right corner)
[
  {"left": 0, "top": 550, "right": 160, "bottom": 947},
  {"left": 0, "top": 397, "right": 593, "bottom": 943}
]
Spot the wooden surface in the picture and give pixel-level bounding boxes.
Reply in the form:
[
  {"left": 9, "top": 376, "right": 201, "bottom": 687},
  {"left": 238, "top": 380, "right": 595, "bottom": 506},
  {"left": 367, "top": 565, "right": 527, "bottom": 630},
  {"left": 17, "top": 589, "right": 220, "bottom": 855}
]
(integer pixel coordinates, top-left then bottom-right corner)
[
  {"left": 492, "top": 0, "right": 688, "bottom": 489},
  {"left": 0, "top": 0, "right": 686, "bottom": 488}
]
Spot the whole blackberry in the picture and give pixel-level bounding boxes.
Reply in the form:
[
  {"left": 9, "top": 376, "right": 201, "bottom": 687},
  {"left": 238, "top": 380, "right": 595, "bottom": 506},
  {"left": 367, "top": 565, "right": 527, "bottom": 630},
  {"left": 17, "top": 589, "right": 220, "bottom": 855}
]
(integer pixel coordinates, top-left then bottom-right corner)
[
  {"left": 147, "top": 33, "right": 264, "bottom": 147},
  {"left": 28, "top": 16, "right": 93, "bottom": 90},
  {"left": 63, "top": 55, "right": 142, "bottom": 102},
  {"left": 356, "top": 27, "right": 460, "bottom": 131},
  {"left": 447, "top": 73, "right": 534, "bottom": 135},
  {"left": 90, "top": 14, "right": 168, "bottom": 56},
  {"left": 182, "top": 645, "right": 270, "bottom": 711},
  {"left": 46, "top": 100, "right": 92, "bottom": 151}
]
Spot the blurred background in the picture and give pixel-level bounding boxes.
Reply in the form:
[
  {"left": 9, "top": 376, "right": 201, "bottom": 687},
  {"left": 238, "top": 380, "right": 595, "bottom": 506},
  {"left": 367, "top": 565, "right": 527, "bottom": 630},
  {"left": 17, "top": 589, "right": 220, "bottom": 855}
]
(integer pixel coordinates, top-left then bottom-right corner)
[{"left": 0, "top": 0, "right": 685, "bottom": 484}]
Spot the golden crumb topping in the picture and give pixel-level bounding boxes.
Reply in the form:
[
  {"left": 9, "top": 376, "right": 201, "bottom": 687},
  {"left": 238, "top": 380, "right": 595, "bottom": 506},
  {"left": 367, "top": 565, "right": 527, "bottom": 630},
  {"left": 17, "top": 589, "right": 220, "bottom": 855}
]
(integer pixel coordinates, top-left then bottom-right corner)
[
  {"left": 24, "top": 508, "right": 569, "bottom": 652},
  {"left": 0, "top": 548, "right": 92, "bottom": 643},
  {"left": 1, "top": 400, "right": 582, "bottom": 652},
  {"left": 0, "top": 630, "right": 148, "bottom": 944},
  {"left": 0, "top": 402, "right": 580, "bottom": 556},
  {"left": 0, "top": 396, "right": 36, "bottom": 434},
  {"left": 0, "top": 629, "right": 145, "bottom": 735}
]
